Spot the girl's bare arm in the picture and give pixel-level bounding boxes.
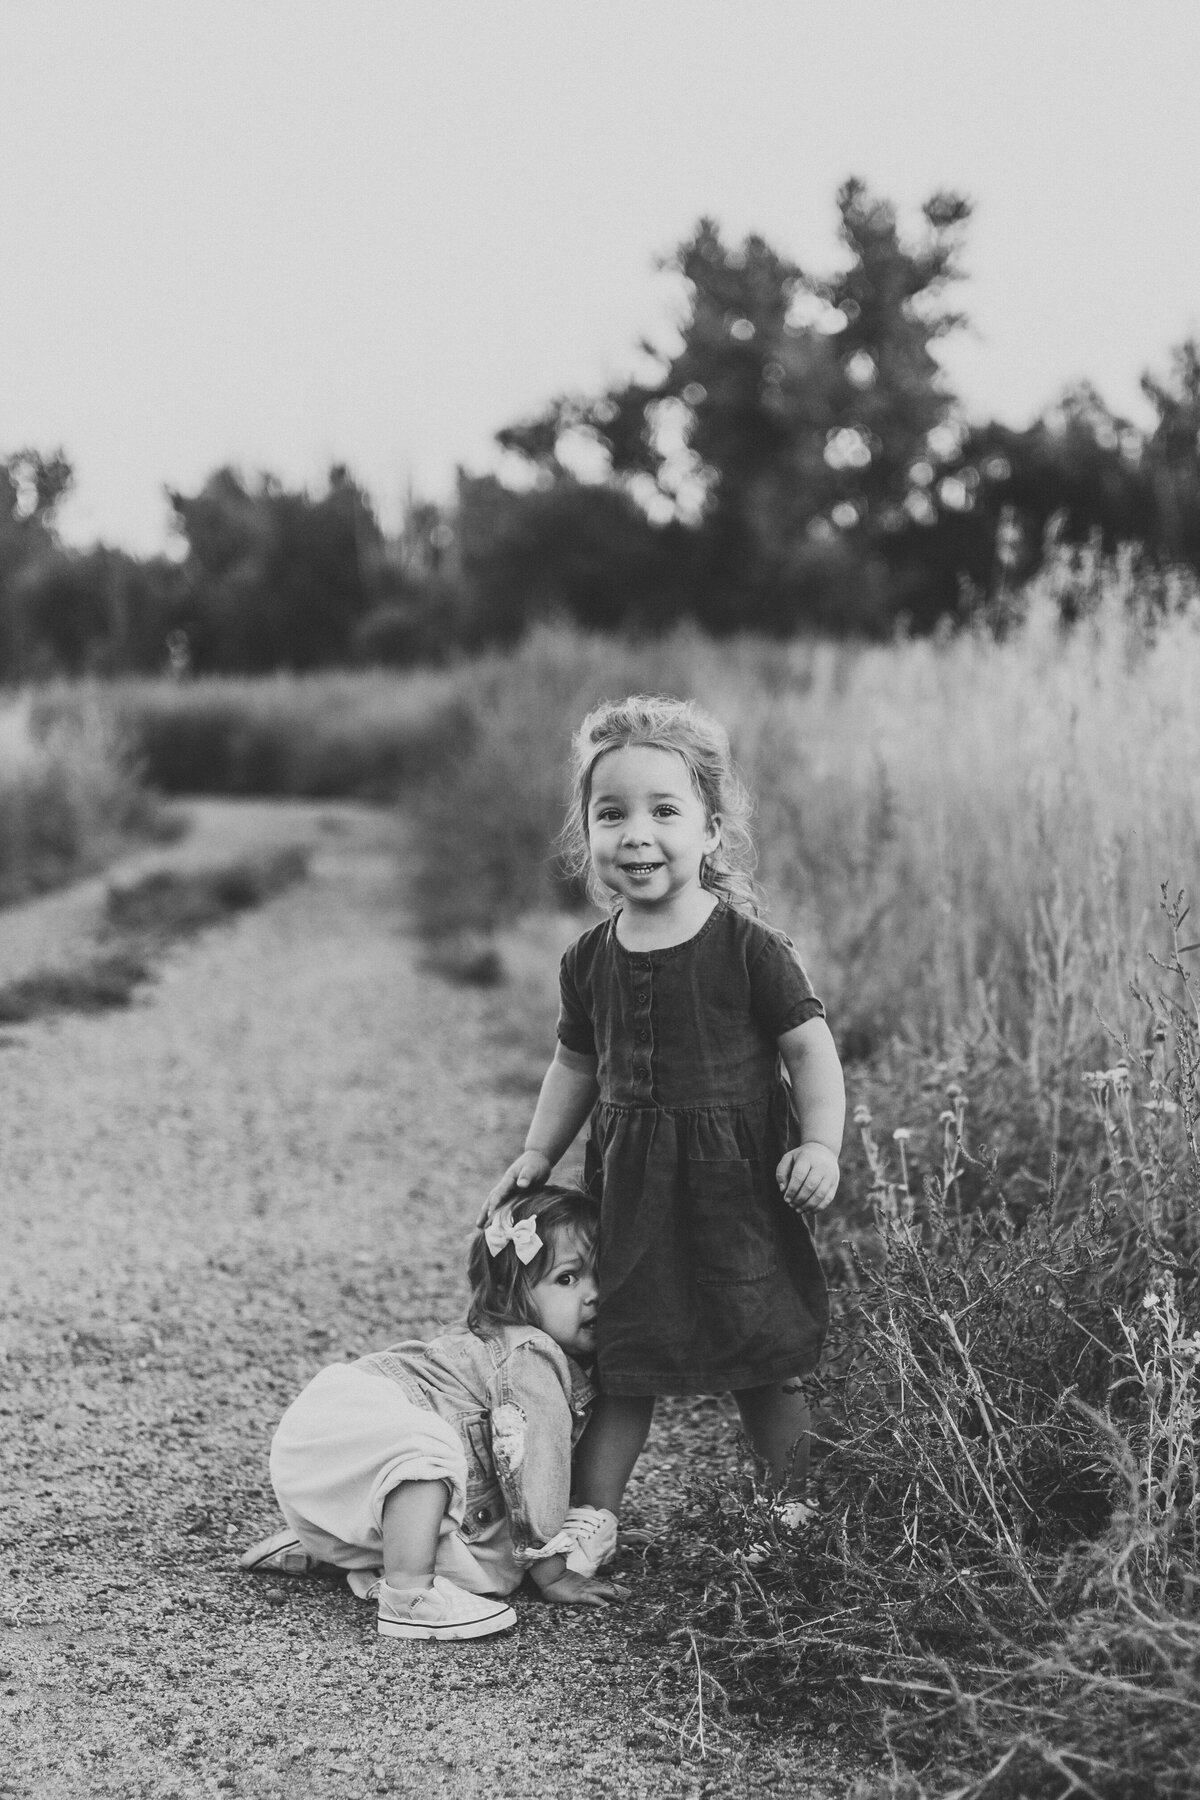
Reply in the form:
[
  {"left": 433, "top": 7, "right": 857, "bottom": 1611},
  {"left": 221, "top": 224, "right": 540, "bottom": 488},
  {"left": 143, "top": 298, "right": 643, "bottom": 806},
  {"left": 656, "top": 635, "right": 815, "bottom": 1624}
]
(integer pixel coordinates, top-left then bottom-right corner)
[
  {"left": 776, "top": 1017, "right": 845, "bottom": 1212},
  {"left": 481, "top": 1044, "right": 599, "bottom": 1220}
]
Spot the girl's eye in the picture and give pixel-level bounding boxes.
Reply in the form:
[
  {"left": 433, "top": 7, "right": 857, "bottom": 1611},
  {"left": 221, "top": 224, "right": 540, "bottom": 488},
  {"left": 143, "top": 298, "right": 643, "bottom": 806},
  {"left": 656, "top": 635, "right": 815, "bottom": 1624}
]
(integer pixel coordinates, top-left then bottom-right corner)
[
  {"left": 653, "top": 805, "right": 680, "bottom": 818},
  {"left": 594, "top": 808, "right": 622, "bottom": 823},
  {"left": 556, "top": 1272, "right": 576, "bottom": 1286}
]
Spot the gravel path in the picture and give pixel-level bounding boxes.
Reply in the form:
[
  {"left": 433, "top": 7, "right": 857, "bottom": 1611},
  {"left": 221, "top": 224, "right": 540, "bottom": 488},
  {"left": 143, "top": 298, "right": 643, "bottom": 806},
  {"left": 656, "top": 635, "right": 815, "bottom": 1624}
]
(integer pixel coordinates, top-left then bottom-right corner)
[{"left": 0, "top": 801, "right": 848, "bottom": 1800}]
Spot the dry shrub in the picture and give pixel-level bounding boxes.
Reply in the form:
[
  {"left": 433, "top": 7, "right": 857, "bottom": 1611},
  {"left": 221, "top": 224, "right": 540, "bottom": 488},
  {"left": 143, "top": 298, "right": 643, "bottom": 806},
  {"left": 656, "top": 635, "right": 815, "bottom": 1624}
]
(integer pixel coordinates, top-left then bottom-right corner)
[
  {"left": 0, "top": 690, "right": 159, "bottom": 905},
  {"left": 729, "top": 551, "right": 1200, "bottom": 1064},
  {"left": 660, "top": 899, "right": 1200, "bottom": 1799}
]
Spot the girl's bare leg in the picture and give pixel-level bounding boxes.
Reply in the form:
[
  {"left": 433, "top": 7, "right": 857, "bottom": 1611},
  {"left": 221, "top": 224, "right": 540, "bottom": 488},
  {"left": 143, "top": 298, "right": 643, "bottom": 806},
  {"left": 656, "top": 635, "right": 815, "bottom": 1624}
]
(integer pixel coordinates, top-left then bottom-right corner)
[
  {"left": 380, "top": 1479, "right": 449, "bottom": 1591},
  {"left": 573, "top": 1394, "right": 656, "bottom": 1514},
  {"left": 732, "top": 1382, "right": 811, "bottom": 1495}
]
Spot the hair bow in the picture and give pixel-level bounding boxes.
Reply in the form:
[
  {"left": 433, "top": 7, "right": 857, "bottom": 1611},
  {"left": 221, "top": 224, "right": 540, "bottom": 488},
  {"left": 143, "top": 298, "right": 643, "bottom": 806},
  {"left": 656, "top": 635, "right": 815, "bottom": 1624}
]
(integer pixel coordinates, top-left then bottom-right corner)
[{"left": 483, "top": 1206, "right": 543, "bottom": 1265}]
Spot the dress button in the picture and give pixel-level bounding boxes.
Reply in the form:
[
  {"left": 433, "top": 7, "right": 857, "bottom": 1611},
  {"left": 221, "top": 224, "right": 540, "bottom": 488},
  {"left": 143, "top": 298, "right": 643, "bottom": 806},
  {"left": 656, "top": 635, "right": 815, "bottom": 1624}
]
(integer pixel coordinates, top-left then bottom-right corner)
[{"left": 636, "top": 1029, "right": 648, "bottom": 1043}]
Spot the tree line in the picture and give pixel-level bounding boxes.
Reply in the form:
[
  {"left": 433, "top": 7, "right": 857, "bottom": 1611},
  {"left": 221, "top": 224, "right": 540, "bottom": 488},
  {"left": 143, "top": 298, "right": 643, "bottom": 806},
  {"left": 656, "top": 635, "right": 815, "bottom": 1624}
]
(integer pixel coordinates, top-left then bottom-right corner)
[{"left": 4, "top": 179, "right": 1200, "bottom": 679}]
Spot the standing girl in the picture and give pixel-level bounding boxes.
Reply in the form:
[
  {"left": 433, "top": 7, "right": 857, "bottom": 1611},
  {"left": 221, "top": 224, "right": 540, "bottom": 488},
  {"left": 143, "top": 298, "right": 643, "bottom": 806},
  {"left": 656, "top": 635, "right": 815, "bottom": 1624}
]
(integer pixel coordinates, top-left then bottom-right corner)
[{"left": 485, "top": 695, "right": 845, "bottom": 1527}]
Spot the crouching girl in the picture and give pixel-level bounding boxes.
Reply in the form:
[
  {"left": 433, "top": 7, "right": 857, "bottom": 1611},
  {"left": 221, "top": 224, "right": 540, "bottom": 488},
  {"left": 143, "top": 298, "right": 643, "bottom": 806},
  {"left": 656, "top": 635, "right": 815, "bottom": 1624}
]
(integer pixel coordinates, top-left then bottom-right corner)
[{"left": 240, "top": 1187, "right": 626, "bottom": 1640}]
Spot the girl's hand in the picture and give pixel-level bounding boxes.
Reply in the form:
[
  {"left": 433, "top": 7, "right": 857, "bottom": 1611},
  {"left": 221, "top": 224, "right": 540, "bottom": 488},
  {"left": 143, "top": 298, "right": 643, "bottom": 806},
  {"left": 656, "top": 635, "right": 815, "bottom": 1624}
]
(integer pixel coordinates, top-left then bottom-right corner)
[
  {"left": 534, "top": 1569, "right": 630, "bottom": 1607},
  {"left": 478, "top": 1151, "right": 552, "bottom": 1226},
  {"left": 776, "top": 1142, "right": 840, "bottom": 1214}
]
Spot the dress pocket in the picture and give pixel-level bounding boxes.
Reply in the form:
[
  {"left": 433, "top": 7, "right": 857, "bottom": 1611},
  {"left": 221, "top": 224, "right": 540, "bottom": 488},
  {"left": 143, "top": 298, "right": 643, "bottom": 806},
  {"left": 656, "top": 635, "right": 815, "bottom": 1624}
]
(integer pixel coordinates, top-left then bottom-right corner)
[{"left": 685, "top": 1157, "right": 778, "bottom": 1284}]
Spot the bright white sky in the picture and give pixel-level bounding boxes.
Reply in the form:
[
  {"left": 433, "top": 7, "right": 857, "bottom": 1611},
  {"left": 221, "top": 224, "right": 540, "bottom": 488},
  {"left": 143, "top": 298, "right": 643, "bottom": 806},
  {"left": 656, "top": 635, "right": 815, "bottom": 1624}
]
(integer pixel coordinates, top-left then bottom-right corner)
[{"left": 3, "top": 0, "right": 1199, "bottom": 553}]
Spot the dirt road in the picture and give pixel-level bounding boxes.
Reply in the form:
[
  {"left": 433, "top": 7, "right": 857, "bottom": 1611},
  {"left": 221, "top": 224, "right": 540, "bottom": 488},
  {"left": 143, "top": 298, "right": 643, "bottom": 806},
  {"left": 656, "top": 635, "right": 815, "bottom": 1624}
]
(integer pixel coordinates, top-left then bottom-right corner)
[{"left": 0, "top": 801, "right": 845, "bottom": 1799}]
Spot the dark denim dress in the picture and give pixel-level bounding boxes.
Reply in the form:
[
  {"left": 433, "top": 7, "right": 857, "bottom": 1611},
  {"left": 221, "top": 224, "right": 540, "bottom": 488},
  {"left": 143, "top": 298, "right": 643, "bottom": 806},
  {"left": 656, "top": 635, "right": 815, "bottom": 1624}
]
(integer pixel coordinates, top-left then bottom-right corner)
[{"left": 557, "top": 902, "right": 830, "bottom": 1396}]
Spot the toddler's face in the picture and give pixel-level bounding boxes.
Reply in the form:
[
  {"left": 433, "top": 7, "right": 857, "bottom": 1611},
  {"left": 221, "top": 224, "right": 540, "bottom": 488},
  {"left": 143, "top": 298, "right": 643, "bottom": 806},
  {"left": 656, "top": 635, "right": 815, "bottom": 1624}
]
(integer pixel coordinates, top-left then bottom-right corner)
[
  {"left": 586, "top": 745, "right": 719, "bottom": 911},
  {"left": 527, "top": 1226, "right": 598, "bottom": 1358}
]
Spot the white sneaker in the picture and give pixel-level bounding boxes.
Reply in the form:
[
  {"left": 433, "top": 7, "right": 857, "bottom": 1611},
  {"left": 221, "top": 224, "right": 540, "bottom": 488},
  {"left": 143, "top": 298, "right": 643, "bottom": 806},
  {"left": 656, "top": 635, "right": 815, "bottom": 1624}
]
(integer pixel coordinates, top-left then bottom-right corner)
[
  {"left": 376, "top": 1575, "right": 517, "bottom": 1641},
  {"left": 238, "top": 1527, "right": 319, "bottom": 1576},
  {"left": 561, "top": 1506, "right": 620, "bottom": 1576}
]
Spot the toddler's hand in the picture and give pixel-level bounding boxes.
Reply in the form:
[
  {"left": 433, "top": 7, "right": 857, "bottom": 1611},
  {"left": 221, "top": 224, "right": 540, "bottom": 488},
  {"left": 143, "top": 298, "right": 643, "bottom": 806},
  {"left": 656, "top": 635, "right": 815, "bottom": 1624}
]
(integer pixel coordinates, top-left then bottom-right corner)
[
  {"left": 776, "top": 1142, "right": 840, "bottom": 1214},
  {"left": 535, "top": 1569, "right": 629, "bottom": 1607},
  {"left": 478, "top": 1151, "right": 553, "bottom": 1226}
]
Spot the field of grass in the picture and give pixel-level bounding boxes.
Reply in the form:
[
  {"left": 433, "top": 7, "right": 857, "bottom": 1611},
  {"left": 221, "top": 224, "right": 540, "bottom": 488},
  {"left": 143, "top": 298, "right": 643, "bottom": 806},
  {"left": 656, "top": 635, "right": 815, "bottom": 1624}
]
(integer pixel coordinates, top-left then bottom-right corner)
[{"left": 14, "top": 552, "right": 1200, "bottom": 1795}]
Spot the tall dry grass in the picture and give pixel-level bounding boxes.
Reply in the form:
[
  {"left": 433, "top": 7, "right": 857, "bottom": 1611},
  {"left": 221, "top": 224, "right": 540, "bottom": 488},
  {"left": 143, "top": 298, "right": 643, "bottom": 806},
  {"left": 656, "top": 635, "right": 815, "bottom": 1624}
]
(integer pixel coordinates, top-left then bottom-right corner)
[
  {"left": 661, "top": 906, "right": 1200, "bottom": 1798},
  {"left": 97, "top": 669, "right": 461, "bottom": 799},
  {"left": 409, "top": 555, "right": 1200, "bottom": 1044},
  {"left": 0, "top": 691, "right": 160, "bottom": 907}
]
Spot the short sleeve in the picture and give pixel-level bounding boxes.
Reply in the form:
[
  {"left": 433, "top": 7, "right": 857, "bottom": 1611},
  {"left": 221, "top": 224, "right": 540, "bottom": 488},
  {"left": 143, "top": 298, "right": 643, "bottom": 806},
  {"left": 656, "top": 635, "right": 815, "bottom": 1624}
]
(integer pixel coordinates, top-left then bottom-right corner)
[
  {"left": 748, "top": 929, "right": 825, "bottom": 1040},
  {"left": 556, "top": 947, "right": 596, "bottom": 1057}
]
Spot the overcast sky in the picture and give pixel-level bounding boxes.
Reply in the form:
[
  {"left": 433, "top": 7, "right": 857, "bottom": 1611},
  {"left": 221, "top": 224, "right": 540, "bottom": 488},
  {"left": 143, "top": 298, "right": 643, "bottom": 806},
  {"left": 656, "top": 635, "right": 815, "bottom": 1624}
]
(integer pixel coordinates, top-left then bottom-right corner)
[{"left": 3, "top": 1, "right": 1198, "bottom": 553}]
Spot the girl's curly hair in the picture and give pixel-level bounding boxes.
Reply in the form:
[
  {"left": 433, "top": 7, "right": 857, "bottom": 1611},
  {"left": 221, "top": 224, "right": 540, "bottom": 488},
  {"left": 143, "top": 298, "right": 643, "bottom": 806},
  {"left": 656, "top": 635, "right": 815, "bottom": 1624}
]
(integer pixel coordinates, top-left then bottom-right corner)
[
  {"left": 467, "top": 1186, "right": 599, "bottom": 1335},
  {"left": 560, "top": 693, "right": 762, "bottom": 917}
]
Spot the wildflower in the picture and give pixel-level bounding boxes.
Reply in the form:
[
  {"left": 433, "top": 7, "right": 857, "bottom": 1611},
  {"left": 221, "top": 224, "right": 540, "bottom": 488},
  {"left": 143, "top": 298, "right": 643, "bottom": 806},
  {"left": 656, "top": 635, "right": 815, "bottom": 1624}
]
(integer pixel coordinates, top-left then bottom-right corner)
[
  {"left": 853, "top": 1104, "right": 872, "bottom": 1127},
  {"left": 938, "top": 1109, "right": 956, "bottom": 1126},
  {"left": 945, "top": 1081, "right": 964, "bottom": 1100},
  {"left": 892, "top": 1127, "right": 912, "bottom": 1144},
  {"left": 1083, "top": 1070, "right": 1109, "bottom": 1093},
  {"left": 1143, "top": 1291, "right": 1161, "bottom": 1310},
  {"left": 1107, "top": 1064, "right": 1131, "bottom": 1094}
]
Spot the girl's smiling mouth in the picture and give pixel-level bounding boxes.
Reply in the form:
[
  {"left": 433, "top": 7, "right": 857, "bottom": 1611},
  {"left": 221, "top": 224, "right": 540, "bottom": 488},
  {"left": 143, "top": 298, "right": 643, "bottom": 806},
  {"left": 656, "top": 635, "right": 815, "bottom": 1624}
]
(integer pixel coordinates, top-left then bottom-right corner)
[{"left": 621, "top": 862, "right": 663, "bottom": 875}]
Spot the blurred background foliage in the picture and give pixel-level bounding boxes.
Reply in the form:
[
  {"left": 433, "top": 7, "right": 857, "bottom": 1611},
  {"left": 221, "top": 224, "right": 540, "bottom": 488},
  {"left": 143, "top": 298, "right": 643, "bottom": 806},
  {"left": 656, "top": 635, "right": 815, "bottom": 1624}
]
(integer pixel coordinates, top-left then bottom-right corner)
[{"left": 4, "top": 180, "right": 1200, "bottom": 681}]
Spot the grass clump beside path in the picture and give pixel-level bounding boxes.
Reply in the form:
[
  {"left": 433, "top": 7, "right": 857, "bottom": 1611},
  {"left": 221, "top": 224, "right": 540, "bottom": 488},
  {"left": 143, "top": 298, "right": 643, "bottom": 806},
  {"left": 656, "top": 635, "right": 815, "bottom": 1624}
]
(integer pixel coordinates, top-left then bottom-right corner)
[
  {"left": 0, "top": 845, "right": 309, "bottom": 1023},
  {"left": 0, "top": 947, "right": 155, "bottom": 1022},
  {"left": 104, "top": 845, "right": 309, "bottom": 938}
]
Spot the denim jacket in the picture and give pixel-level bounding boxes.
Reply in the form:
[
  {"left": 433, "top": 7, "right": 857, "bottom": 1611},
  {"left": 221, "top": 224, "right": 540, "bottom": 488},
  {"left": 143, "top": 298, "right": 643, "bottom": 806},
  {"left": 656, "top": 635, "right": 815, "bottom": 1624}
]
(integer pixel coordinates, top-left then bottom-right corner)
[{"left": 354, "top": 1323, "right": 596, "bottom": 1560}]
